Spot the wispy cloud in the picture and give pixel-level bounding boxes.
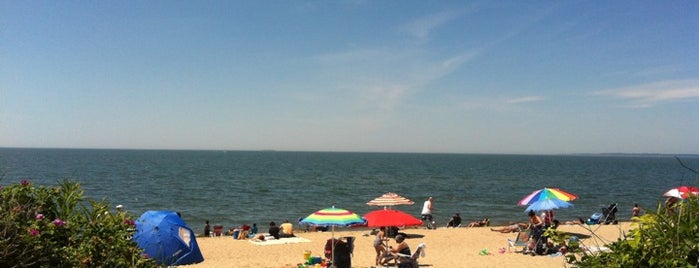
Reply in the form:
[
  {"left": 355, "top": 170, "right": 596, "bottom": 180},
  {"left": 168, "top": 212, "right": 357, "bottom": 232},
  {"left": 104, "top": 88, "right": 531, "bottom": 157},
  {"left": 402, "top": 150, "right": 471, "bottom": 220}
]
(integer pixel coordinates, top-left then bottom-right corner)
[
  {"left": 315, "top": 48, "right": 478, "bottom": 112},
  {"left": 505, "top": 96, "right": 546, "bottom": 104},
  {"left": 401, "top": 11, "right": 461, "bottom": 41},
  {"left": 593, "top": 79, "right": 699, "bottom": 108}
]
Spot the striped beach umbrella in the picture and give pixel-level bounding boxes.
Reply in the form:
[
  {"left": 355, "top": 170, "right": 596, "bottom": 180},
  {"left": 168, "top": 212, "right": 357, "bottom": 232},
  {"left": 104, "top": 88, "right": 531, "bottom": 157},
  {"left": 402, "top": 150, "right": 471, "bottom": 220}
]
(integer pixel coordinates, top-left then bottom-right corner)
[
  {"left": 366, "top": 192, "right": 415, "bottom": 208},
  {"left": 524, "top": 198, "right": 574, "bottom": 212},
  {"left": 663, "top": 186, "right": 699, "bottom": 199},
  {"left": 300, "top": 206, "right": 365, "bottom": 227},
  {"left": 518, "top": 187, "right": 578, "bottom": 206}
]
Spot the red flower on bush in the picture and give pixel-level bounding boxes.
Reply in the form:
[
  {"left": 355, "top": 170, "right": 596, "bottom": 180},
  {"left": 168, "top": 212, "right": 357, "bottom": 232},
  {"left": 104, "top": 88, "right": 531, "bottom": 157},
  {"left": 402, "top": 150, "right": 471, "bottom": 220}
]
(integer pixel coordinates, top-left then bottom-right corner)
[
  {"left": 29, "top": 229, "right": 40, "bottom": 236},
  {"left": 36, "top": 214, "right": 44, "bottom": 220},
  {"left": 53, "top": 219, "right": 66, "bottom": 227},
  {"left": 21, "top": 179, "right": 29, "bottom": 186},
  {"left": 123, "top": 219, "right": 136, "bottom": 226}
]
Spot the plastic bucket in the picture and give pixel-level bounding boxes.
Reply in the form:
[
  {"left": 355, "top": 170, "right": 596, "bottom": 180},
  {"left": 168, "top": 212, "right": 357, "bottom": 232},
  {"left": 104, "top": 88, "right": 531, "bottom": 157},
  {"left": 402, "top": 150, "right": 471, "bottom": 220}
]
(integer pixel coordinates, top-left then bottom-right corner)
[{"left": 303, "top": 250, "right": 311, "bottom": 261}]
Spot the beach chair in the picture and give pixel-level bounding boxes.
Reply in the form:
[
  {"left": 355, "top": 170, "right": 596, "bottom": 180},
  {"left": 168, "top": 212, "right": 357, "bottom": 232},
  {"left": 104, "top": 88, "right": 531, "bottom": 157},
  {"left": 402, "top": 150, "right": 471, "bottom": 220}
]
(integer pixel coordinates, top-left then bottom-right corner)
[
  {"left": 213, "top": 225, "right": 224, "bottom": 237},
  {"left": 507, "top": 228, "right": 530, "bottom": 253},
  {"left": 396, "top": 243, "right": 426, "bottom": 268}
]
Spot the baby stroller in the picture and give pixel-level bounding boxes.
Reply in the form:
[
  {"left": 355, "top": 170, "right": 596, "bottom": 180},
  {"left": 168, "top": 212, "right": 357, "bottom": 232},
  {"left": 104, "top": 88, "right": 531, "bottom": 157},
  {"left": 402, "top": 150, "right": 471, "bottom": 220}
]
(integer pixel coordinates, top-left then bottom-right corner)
[
  {"left": 601, "top": 203, "right": 618, "bottom": 224},
  {"left": 523, "top": 227, "right": 549, "bottom": 255},
  {"left": 587, "top": 203, "right": 618, "bottom": 225}
]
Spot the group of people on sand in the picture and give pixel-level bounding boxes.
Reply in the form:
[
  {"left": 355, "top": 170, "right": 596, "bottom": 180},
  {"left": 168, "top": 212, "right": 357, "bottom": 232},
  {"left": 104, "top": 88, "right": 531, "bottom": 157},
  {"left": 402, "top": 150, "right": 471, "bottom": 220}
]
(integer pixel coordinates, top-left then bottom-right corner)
[
  {"left": 372, "top": 227, "right": 412, "bottom": 266},
  {"left": 204, "top": 221, "right": 260, "bottom": 239},
  {"left": 204, "top": 219, "right": 298, "bottom": 241},
  {"left": 251, "top": 220, "right": 296, "bottom": 241}
]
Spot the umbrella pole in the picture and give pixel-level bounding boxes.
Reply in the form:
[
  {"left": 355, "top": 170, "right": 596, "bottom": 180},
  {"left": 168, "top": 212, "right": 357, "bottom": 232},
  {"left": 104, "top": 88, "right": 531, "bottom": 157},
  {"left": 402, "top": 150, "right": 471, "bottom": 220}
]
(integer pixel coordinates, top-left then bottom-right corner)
[{"left": 331, "top": 225, "right": 335, "bottom": 268}]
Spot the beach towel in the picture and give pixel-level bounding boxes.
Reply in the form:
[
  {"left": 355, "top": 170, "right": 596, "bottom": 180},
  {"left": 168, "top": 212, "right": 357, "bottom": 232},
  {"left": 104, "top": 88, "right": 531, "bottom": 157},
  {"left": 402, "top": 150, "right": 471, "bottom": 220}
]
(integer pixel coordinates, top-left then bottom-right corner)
[{"left": 248, "top": 237, "right": 311, "bottom": 246}]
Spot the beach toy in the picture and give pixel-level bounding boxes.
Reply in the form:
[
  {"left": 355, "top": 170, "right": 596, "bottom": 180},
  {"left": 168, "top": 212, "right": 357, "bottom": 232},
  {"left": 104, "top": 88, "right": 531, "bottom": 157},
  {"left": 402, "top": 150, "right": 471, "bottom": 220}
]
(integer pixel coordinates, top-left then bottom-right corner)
[
  {"left": 498, "top": 247, "right": 506, "bottom": 254},
  {"left": 479, "top": 248, "right": 491, "bottom": 256},
  {"left": 304, "top": 250, "right": 311, "bottom": 261}
]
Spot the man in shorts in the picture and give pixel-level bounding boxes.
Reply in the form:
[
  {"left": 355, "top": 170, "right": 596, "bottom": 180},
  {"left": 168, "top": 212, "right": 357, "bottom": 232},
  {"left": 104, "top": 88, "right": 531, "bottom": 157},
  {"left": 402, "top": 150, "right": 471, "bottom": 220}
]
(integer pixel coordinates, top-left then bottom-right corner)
[{"left": 421, "top": 197, "right": 435, "bottom": 229}]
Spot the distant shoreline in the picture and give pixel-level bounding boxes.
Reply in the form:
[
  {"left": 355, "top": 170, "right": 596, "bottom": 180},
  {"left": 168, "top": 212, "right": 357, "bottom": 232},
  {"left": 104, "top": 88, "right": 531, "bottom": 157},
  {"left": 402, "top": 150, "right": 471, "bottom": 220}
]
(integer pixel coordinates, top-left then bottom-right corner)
[{"left": 2, "top": 147, "right": 696, "bottom": 158}]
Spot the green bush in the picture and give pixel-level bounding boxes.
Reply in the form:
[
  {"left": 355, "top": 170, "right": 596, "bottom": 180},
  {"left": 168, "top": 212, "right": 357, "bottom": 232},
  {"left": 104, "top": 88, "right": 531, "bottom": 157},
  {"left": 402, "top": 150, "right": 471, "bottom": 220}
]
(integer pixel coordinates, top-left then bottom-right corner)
[
  {"left": 0, "top": 179, "right": 156, "bottom": 267},
  {"left": 570, "top": 196, "right": 699, "bottom": 267}
]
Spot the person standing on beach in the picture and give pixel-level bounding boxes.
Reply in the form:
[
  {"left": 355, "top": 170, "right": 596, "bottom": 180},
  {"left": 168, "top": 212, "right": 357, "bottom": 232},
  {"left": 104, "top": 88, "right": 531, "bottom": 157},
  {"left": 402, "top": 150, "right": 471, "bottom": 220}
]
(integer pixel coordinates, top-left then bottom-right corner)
[
  {"left": 632, "top": 203, "right": 641, "bottom": 217},
  {"left": 421, "top": 197, "right": 435, "bottom": 229},
  {"left": 204, "top": 220, "right": 211, "bottom": 237},
  {"left": 373, "top": 226, "right": 388, "bottom": 266}
]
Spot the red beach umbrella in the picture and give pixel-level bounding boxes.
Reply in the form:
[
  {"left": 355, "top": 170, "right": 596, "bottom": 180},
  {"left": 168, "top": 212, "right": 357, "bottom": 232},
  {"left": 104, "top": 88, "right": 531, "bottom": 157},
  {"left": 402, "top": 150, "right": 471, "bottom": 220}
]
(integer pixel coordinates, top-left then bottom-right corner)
[
  {"left": 363, "top": 209, "right": 423, "bottom": 228},
  {"left": 366, "top": 192, "right": 415, "bottom": 207},
  {"left": 663, "top": 186, "right": 699, "bottom": 199}
]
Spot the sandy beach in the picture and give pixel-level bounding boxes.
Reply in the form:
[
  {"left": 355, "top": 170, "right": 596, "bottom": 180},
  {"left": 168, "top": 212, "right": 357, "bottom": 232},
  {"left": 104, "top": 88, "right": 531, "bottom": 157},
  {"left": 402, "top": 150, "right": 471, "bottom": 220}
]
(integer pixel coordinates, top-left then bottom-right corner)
[{"left": 188, "top": 222, "right": 632, "bottom": 268}]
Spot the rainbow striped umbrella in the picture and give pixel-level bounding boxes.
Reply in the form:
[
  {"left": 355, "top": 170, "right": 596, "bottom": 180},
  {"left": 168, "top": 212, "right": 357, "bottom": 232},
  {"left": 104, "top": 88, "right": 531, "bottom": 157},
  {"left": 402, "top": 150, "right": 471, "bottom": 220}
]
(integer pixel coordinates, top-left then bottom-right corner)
[
  {"left": 524, "top": 198, "right": 574, "bottom": 212},
  {"left": 300, "top": 207, "right": 365, "bottom": 264},
  {"left": 518, "top": 187, "right": 578, "bottom": 206},
  {"left": 300, "top": 206, "right": 365, "bottom": 227}
]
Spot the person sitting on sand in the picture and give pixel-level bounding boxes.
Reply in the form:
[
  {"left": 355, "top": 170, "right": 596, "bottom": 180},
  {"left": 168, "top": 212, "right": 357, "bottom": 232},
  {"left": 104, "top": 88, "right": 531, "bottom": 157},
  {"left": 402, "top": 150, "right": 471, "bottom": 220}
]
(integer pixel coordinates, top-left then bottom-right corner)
[
  {"left": 279, "top": 219, "right": 295, "bottom": 238},
  {"left": 380, "top": 234, "right": 411, "bottom": 266},
  {"left": 268, "top": 221, "right": 280, "bottom": 240},
  {"left": 490, "top": 222, "right": 528, "bottom": 233},
  {"left": 447, "top": 213, "right": 462, "bottom": 228},
  {"left": 467, "top": 218, "right": 490, "bottom": 227},
  {"left": 250, "top": 223, "right": 258, "bottom": 236},
  {"left": 237, "top": 224, "right": 251, "bottom": 240}
]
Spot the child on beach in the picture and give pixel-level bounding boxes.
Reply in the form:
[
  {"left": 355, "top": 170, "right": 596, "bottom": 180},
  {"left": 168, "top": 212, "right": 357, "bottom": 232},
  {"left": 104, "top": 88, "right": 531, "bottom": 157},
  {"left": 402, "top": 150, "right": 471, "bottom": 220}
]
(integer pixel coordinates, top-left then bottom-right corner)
[{"left": 373, "top": 227, "right": 388, "bottom": 265}]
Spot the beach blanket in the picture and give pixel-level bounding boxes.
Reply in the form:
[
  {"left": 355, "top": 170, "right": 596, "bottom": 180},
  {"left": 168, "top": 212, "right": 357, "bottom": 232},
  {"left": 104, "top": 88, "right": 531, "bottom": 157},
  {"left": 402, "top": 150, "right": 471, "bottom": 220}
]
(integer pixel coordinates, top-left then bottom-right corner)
[{"left": 248, "top": 237, "right": 311, "bottom": 246}]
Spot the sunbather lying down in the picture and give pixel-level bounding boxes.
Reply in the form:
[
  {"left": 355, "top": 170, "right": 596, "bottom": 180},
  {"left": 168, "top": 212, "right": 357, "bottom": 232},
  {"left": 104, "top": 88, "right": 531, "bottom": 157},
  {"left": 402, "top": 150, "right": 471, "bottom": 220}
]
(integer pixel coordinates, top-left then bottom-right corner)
[
  {"left": 467, "top": 218, "right": 490, "bottom": 227},
  {"left": 491, "top": 223, "right": 528, "bottom": 233}
]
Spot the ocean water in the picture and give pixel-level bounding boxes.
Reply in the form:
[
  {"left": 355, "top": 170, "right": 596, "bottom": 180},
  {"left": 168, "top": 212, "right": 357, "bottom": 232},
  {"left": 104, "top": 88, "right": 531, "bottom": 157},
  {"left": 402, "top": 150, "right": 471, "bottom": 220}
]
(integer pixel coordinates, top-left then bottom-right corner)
[{"left": 1, "top": 148, "right": 697, "bottom": 232}]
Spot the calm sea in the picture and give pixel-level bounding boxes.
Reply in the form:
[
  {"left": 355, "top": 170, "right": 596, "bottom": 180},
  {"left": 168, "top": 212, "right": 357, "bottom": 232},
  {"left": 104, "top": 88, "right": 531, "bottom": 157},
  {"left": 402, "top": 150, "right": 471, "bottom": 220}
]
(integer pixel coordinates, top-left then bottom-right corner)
[{"left": 1, "top": 148, "right": 697, "bottom": 231}]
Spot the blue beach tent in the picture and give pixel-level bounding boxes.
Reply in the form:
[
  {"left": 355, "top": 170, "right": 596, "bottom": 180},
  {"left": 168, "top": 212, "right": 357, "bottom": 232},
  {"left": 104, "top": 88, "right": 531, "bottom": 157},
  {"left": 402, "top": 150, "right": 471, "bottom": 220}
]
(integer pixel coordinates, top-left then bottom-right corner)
[{"left": 134, "top": 210, "right": 204, "bottom": 266}]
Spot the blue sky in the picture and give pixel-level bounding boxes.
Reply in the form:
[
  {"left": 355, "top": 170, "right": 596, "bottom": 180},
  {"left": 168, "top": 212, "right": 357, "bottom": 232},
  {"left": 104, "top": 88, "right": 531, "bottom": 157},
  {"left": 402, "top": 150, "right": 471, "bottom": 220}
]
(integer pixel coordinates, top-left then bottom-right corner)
[{"left": 1, "top": 1, "right": 698, "bottom": 154}]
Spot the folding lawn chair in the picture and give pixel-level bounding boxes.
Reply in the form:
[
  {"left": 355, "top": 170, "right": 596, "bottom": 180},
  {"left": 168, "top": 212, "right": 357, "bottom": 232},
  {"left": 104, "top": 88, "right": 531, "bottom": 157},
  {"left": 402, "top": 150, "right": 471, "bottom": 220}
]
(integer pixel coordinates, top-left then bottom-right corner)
[
  {"left": 396, "top": 243, "right": 426, "bottom": 268},
  {"left": 507, "top": 228, "right": 531, "bottom": 253}
]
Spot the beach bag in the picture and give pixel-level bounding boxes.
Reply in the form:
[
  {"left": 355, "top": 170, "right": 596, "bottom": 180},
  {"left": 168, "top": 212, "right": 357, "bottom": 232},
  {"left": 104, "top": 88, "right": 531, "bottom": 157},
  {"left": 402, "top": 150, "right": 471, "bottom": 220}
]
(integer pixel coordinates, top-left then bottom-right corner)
[{"left": 587, "top": 212, "right": 602, "bottom": 225}]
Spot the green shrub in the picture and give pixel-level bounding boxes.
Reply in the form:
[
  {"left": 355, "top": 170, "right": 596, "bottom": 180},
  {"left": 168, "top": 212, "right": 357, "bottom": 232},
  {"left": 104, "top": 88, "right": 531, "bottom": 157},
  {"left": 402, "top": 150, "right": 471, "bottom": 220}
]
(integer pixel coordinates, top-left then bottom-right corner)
[
  {"left": 570, "top": 196, "right": 699, "bottom": 267},
  {"left": 0, "top": 179, "right": 156, "bottom": 267}
]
